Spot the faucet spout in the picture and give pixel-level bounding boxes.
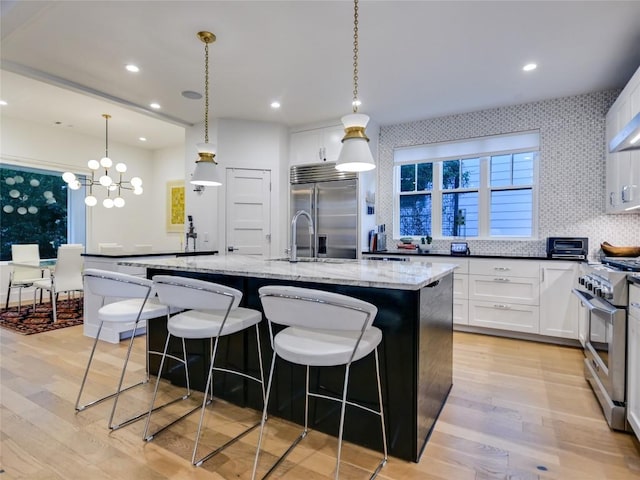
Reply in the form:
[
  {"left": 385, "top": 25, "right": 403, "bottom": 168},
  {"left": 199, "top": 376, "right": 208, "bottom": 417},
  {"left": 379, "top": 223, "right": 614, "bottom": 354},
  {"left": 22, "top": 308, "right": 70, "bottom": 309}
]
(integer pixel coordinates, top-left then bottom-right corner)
[{"left": 290, "top": 210, "right": 314, "bottom": 263}]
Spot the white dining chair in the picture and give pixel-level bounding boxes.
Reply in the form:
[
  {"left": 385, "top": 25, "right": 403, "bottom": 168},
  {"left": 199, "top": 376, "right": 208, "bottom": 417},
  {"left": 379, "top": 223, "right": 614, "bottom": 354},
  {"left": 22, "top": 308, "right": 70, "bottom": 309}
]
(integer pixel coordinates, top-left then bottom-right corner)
[
  {"left": 252, "top": 285, "right": 388, "bottom": 480},
  {"left": 6, "top": 244, "right": 44, "bottom": 311},
  {"left": 144, "top": 275, "right": 265, "bottom": 467},
  {"left": 32, "top": 244, "right": 84, "bottom": 322}
]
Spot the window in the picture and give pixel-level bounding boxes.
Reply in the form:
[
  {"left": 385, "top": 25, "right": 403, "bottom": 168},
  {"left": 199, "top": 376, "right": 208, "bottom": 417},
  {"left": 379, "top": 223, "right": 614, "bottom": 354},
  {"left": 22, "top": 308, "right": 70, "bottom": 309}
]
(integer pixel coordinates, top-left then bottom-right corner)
[
  {"left": 393, "top": 132, "right": 539, "bottom": 239},
  {"left": 0, "top": 164, "right": 86, "bottom": 260}
]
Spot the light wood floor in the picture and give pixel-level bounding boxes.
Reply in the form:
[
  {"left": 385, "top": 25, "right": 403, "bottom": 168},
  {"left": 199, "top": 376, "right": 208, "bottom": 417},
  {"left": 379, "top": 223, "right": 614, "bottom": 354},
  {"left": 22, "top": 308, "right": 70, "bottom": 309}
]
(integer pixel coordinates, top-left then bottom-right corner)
[{"left": 1, "top": 326, "right": 639, "bottom": 479}]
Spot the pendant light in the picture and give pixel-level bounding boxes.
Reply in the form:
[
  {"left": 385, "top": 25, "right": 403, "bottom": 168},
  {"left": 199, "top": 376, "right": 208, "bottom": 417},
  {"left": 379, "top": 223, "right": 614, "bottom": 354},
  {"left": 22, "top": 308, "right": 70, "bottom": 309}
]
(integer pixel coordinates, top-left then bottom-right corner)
[
  {"left": 190, "top": 31, "right": 222, "bottom": 187},
  {"left": 335, "top": 0, "right": 376, "bottom": 173}
]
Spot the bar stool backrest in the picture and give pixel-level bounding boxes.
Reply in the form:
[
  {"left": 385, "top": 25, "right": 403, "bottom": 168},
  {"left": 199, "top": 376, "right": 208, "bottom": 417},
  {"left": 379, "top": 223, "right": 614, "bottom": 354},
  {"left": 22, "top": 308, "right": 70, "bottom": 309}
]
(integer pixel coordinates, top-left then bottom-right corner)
[
  {"left": 84, "top": 268, "right": 154, "bottom": 298},
  {"left": 259, "top": 285, "right": 377, "bottom": 332},
  {"left": 152, "top": 275, "right": 242, "bottom": 311}
]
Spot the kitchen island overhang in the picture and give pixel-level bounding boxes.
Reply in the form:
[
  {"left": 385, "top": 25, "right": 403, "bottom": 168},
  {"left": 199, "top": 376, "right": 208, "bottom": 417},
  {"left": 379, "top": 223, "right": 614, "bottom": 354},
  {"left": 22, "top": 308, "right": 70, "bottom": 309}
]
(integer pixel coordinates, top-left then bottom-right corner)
[{"left": 119, "top": 255, "right": 457, "bottom": 462}]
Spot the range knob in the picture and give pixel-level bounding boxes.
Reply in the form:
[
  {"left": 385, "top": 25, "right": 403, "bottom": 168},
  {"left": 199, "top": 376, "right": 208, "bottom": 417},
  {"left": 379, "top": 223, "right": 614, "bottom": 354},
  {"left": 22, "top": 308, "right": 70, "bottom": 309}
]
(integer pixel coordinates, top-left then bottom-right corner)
[
  {"left": 594, "top": 287, "right": 602, "bottom": 297},
  {"left": 579, "top": 277, "right": 586, "bottom": 286}
]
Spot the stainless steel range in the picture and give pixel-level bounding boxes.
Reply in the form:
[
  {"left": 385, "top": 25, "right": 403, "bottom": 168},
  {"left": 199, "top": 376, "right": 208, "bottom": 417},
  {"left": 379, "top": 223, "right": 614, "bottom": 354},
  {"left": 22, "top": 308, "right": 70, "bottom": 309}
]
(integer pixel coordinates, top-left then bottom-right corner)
[{"left": 573, "top": 257, "right": 638, "bottom": 431}]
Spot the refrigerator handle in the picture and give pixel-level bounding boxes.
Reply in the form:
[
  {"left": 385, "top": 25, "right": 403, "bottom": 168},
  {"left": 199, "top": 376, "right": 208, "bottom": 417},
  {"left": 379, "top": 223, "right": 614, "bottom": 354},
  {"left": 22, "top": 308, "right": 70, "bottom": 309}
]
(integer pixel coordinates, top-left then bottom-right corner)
[{"left": 312, "top": 185, "right": 318, "bottom": 258}]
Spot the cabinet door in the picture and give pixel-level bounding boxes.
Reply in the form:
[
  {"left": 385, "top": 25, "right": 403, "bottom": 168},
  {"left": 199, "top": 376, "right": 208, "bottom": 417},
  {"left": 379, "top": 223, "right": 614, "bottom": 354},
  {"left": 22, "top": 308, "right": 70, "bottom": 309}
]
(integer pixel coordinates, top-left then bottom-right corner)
[
  {"left": 290, "top": 129, "right": 323, "bottom": 166},
  {"left": 628, "top": 285, "right": 640, "bottom": 439},
  {"left": 539, "top": 262, "right": 578, "bottom": 339},
  {"left": 321, "top": 125, "right": 346, "bottom": 163}
]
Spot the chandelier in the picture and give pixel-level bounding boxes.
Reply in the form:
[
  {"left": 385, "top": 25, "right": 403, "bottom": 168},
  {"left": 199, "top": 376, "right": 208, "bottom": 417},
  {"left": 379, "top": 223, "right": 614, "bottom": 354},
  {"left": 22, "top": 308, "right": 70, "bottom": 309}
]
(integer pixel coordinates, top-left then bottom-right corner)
[
  {"left": 335, "top": 0, "right": 376, "bottom": 172},
  {"left": 190, "top": 31, "right": 222, "bottom": 187},
  {"left": 62, "top": 114, "right": 143, "bottom": 208}
]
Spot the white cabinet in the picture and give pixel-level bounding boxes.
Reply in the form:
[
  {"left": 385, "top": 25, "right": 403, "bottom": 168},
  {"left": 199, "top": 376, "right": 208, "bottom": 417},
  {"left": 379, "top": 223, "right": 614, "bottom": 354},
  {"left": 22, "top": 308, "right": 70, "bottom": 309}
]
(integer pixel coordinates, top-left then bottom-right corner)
[
  {"left": 628, "top": 283, "right": 640, "bottom": 441},
  {"left": 468, "top": 259, "right": 539, "bottom": 334},
  {"left": 539, "top": 261, "right": 578, "bottom": 339},
  {"left": 290, "top": 124, "right": 344, "bottom": 166},
  {"left": 605, "top": 66, "right": 640, "bottom": 213}
]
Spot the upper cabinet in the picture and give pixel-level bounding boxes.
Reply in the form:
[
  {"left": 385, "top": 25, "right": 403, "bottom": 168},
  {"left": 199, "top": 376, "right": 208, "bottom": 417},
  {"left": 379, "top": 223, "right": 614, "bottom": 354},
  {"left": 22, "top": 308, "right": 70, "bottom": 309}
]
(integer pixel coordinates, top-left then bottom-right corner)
[
  {"left": 606, "top": 65, "right": 640, "bottom": 213},
  {"left": 290, "top": 124, "right": 345, "bottom": 166}
]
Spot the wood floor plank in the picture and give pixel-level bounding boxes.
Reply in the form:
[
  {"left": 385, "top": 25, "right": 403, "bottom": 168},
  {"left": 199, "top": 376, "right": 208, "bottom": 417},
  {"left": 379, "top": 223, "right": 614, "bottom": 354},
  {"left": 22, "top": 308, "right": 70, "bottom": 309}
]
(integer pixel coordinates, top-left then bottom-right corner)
[{"left": 1, "top": 326, "right": 639, "bottom": 479}]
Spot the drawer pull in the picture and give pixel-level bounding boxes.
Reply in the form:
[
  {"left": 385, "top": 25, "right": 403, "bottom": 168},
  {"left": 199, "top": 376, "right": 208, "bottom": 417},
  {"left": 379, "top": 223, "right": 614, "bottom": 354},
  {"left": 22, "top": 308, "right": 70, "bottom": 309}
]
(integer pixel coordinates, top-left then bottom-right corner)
[
  {"left": 493, "top": 267, "right": 511, "bottom": 271},
  {"left": 493, "top": 277, "right": 511, "bottom": 282},
  {"left": 494, "top": 304, "right": 511, "bottom": 309}
]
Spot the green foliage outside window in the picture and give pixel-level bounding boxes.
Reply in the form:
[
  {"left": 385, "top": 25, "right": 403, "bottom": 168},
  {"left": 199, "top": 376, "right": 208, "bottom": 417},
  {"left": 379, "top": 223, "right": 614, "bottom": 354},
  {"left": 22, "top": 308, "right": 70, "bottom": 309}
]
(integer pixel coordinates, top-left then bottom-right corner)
[{"left": 0, "top": 165, "right": 68, "bottom": 261}]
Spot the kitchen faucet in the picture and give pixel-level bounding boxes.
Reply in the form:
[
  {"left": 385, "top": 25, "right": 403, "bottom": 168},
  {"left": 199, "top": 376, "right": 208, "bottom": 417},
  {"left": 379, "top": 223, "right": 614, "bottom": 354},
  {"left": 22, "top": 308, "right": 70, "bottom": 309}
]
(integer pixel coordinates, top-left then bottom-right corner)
[{"left": 290, "top": 210, "right": 314, "bottom": 262}]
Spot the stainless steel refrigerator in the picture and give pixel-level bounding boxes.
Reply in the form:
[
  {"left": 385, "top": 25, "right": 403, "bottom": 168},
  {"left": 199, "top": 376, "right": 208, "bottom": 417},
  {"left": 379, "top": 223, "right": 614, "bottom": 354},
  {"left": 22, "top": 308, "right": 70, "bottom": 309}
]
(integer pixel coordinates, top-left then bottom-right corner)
[{"left": 290, "top": 164, "right": 358, "bottom": 259}]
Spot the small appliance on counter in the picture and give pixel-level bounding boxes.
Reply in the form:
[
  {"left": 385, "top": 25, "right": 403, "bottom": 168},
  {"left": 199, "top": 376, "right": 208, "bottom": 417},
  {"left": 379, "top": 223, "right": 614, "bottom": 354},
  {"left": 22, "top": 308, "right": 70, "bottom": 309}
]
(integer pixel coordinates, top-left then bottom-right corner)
[
  {"left": 546, "top": 237, "right": 588, "bottom": 259},
  {"left": 369, "top": 224, "right": 387, "bottom": 252}
]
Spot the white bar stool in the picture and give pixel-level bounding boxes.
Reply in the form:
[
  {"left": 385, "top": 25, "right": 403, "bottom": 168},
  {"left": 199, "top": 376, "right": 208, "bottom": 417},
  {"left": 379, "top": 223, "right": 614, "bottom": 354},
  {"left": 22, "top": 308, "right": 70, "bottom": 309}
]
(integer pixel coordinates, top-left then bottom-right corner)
[
  {"left": 143, "top": 275, "right": 265, "bottom": 467},
  {"left": 252, "top": 285, "right": 388, "bottom": 480},
  {"left": 76, "top": 269, "right": 187, "bottom": 431}
]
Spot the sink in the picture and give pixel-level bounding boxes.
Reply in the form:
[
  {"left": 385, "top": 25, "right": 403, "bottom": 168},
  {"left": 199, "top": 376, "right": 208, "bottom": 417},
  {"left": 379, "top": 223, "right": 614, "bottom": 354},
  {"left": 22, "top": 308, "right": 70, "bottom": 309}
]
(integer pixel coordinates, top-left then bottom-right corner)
[{"left": 266, "top": 257, "right": 353, "bottom": 264}]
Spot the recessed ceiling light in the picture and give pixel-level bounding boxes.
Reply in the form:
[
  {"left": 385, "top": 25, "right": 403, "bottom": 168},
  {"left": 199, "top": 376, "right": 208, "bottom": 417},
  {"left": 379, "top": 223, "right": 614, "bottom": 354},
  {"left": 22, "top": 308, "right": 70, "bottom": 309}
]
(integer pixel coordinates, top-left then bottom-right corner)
[
  {"left": 270, "top": 101, "right": 281, "bottom": 109},
  {"left": 523, "top": 63, "right": 537, "bottom": 72},
  {"left": 150, "top": 102, "right": 161, "bottom": 109},
  {"left": 182, "top": 90, "right": 202, "bottom": 100},
  {"left": 0, "top": 100, "right": 7, "bottom": 106},
  {"left": 125, "top": 64, "right": 140, "bottom": 73},
  {"left": 139, "top": 137, "right": 147, "bottom": 142}
]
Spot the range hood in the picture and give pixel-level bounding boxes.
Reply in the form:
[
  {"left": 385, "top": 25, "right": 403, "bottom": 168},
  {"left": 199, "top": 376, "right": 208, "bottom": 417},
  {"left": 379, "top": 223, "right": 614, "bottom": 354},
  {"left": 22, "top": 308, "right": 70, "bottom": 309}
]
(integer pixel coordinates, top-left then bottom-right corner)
[{"left": 609, "top": 112, "right": 640, "bottom": 153}]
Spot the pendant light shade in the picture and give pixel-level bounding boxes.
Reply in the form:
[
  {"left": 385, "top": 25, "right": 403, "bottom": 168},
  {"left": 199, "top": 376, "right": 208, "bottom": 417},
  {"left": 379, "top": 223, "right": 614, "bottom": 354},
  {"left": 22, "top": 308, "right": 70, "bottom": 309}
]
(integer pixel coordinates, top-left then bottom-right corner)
[
  {"left": 192, "top": 156, "right": 222, "bottom": 186},
  {"left": 335, "top": 113, "right": 375, "bottom": 172},
  {"left": 335, "top": 0, "right": 376, "bottom": 173},
  {"left": 190, "top": 31, "right": 222, "bottom": 187}
]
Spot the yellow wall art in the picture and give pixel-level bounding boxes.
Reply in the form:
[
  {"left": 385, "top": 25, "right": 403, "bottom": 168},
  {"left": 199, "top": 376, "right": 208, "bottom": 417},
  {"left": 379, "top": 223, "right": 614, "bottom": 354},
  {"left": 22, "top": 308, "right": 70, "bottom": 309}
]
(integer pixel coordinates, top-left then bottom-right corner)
[{"left": 166, "top": 180, "right": 185, "bottom": 232}]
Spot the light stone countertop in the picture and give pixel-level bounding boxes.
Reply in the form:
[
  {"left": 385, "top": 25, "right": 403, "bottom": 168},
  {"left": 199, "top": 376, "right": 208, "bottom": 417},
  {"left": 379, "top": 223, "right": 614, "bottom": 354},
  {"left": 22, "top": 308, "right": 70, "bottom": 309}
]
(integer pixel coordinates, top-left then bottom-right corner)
[{"left": 119, "top": 254, "right": 458, "bottom": 291}]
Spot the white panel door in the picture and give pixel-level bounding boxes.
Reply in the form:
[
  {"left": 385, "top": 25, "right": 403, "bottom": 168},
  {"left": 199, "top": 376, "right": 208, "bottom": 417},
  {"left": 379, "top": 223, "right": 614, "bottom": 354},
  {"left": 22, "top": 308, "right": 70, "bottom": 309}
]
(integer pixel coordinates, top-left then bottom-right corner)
[{"left": 226, "top": 168, "right": 271, "bottom": 256}]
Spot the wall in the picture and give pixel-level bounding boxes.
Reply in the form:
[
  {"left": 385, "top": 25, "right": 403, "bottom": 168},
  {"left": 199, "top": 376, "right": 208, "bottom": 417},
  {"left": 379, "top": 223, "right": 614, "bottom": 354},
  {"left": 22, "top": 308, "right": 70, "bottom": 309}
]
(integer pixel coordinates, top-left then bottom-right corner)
[
  {"left": 376, "top": 90, "right": 640, "bottom": 258},
  {"left": 184, "top": 118, "right": 289, "bottom": 257},
  {"left": 149, "top": 144, "right": 187, "bottom": 251}
]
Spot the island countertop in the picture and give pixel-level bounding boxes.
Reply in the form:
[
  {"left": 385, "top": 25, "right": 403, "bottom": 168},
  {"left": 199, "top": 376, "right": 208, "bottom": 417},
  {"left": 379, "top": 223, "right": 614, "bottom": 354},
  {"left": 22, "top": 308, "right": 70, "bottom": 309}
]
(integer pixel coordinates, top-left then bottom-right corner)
[{"left": 119, "top": 254, "right": 457, "bottom": 290}]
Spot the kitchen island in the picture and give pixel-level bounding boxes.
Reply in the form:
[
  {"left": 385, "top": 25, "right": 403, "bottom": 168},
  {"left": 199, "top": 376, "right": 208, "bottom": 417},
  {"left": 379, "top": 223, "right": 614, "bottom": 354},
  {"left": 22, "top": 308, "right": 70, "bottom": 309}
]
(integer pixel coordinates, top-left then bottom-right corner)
[{"left": 119, "top": 254, "right": 456, "bottom": 462}]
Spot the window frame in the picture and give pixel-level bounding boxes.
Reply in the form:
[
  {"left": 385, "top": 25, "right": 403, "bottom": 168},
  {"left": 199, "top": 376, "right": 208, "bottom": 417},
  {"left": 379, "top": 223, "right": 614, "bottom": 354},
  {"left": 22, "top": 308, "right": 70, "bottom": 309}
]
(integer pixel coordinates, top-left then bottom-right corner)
[
  {"left": 393, "top": 137, "right": 540, "bottom": 241},
  {"left": 1, "top": 163, "right": 86, "bottom": 260}
]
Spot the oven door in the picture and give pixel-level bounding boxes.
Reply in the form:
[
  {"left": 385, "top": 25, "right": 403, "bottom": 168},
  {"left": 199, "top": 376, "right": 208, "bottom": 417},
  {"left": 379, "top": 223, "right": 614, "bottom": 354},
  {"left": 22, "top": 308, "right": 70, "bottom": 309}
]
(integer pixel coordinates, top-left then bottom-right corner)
[{"left": 573, "top": 288, "right": 627, "bottom": 403}]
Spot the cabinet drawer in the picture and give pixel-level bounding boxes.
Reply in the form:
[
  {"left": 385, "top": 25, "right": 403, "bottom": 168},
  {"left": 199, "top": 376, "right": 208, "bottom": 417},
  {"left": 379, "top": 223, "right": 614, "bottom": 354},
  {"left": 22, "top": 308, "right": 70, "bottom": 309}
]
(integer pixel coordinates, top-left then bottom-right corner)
[
  {"left": 469, "top": 274, "right": 539, "bottom": 305},
  {"left": 470, "top": 259, "right": 539, "bottom": 278},
  {"left": 469, "top": 301, "right": 539, "bottom": 334}
]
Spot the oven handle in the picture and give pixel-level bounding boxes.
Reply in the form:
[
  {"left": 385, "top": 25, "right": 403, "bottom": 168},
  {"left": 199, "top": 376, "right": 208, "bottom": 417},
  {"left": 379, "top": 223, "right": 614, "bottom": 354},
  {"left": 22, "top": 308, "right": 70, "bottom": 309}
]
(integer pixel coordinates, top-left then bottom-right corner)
[{"left": 572, "top": 288, "right": 619, "bottom": 315}]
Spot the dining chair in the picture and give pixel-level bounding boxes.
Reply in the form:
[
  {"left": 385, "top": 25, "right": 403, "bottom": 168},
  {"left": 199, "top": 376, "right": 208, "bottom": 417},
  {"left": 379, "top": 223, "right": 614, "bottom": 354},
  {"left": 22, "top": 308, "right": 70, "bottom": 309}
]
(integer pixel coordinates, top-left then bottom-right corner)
[
  {"left": 32, "top": 244, "right": 84, "bottom": 322},
  {"left": 6, "top": 244, "right": 44, "bottom": 311},
  {"left": 99, "top": 243, "right": 124, "bottom": 254},
  {"left": 252, "top": 285, "right": 388, "bottom": 480}
]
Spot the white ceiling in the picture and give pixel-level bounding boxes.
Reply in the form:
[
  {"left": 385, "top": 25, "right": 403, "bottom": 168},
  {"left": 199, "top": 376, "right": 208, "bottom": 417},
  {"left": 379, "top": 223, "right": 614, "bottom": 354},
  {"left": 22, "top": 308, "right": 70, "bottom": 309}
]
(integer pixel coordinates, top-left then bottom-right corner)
[{"left": 1, "top": 0, "right": 640, "bottom": 151}]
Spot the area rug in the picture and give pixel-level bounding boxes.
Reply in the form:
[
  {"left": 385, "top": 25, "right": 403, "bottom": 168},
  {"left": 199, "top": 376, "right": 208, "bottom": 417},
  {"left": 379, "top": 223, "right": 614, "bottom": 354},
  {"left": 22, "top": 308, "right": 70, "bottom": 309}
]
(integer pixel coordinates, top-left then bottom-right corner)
[{"left": 0, "top": 297, "right": 83, "bottom": 335}]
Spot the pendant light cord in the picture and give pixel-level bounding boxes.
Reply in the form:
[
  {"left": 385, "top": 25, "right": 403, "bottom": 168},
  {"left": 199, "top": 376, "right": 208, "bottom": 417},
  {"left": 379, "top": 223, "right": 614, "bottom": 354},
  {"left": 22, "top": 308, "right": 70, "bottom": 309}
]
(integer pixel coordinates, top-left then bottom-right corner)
[
  {"left": 352, "top": 0, "right": 359, "bottom": 113},
  {"left": 103, "top": 114, "right": 110, "bottom": 157},
  {"left": 204, "top": 38, "right": 210, "bottom": 144}
]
